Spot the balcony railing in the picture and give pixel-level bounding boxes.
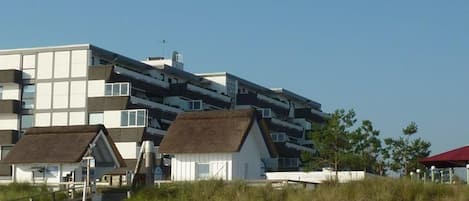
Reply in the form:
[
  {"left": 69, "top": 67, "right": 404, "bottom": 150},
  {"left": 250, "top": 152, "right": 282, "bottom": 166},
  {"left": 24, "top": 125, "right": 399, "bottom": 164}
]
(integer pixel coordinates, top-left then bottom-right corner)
[
  {"left": 294, "top": 108, "right": 327, "bottom": 122},
  {"left": 257, "top": 94, "right": 289, "bottom": 110},
  {"left": 187, "top": 83, "right": 231, "bottom": 102},
  {"left": 271, "top": 118, "right": 304, "bottom": 132},
  {"left": 0, "top": 69, "right": 21, "bottom": 84},
  {"left": 236, "top": 93, "right": 289, "bottom": 116},
  {"left": 114, "top": 66, "right": 169, "bottom": 89},
  {"left": 130, "top": 96, "right": 183, "bottom": 114},
  {"left": 285, "top": 142, "right": 315, "bottom": 154},
  {"left": 146, "top": 127, "right": 167, "bottom": 136}
]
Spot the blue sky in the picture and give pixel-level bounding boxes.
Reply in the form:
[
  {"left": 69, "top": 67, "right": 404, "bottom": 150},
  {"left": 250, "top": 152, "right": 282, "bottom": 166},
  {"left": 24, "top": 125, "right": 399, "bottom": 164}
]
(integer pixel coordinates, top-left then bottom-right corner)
[{"left": 1, "top": 0, "right": 468, "bottom": 154}]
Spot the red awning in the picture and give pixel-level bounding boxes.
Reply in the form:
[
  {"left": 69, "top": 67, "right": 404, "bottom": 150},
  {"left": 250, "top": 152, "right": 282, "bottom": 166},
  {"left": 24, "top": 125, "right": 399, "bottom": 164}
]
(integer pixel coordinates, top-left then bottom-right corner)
[{"left": 420, "top": 145, "right": 469, "bottom": 168}]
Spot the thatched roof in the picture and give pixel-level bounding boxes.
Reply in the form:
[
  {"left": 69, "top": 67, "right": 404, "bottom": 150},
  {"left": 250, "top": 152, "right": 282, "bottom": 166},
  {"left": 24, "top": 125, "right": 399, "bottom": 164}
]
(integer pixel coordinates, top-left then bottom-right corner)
[
  {"left": 3, "top": 125, "right": 125, "bottom": 167},
  {"left": 159, "top": 109, "right": 277, "bottom": 157}
]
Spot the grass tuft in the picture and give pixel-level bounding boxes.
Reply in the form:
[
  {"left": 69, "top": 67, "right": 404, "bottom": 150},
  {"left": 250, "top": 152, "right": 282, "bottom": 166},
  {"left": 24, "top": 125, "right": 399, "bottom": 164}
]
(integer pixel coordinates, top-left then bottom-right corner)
[{"left": 0, "top": 183, "right": 68, "bottom": 201}]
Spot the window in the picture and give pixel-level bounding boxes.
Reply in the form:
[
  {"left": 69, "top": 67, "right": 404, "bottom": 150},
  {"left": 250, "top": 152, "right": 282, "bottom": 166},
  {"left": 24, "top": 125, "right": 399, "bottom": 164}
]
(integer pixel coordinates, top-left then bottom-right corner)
[
  {"left": 22, "top": 85, "right": 35, "bottom": 109},
  {"left": 104, "top": 83, "right": 130, "bottom": 96},
  {"left": 120, "top": 110, "right": 146, "bottom": 127},
  {"left": 0, "top": 145, "right": 12, "bottom": 160},
  {"left": 271, "top": 133, "right": 287, "bottom": 143},
  {"left": 188, "top": 100, "right": 203, "bottom": 111},
  {"left": 160, "top": 73, "right": 165, "bottom": 81},
  {"left": 21, "top": 115, "right": 34, "bottom": 130},
  {"left": 0, "top": 86, "right": 3, "bottom": 99},
  {"left": 89, "top": 113, "right": 104, "bottom": 125},
  {"left": 196, "top": 163, "right": 210, "bottom": 180},
  {"left": 32, "top": 166, "right": 45, "bottom": 181},
  {"left": 257, "top": 108, "right": 272, "bottom": 118}
]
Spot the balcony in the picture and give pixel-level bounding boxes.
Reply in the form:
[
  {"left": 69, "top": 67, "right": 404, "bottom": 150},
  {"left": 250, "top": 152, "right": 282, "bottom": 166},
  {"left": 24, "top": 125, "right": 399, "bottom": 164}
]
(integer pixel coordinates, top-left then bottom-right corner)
[
  {"left": 295, "top": 108, "right": 327, "bottom": 122},
  {"left": 236, "top": 93, "right": 289, "bottom": 116},
  {"left": 87, "top": 96, "right": 130, "bottom": 112},
  {"left": 170, "top": 83, "right": 231, "bottom": 108},
  {"left": 0, "top": 100, "right": 20, "bottom": 114},
  {"left": 130, "top": 96, "right": 183, "bottom": 114},
  {"left": 146, "top": 127, "right": 166, "bottom": 136},
  {"left": 187, "top": 83, "right": 231, "bottom": 102},
  {"left": 271, "top": 118, "right": 303, "bottom": 131},
  {"left": 88, "top": 65, "right": 114, "bottom": 80},
  {"left": 285, "top": 142, "right": 315, "bottom": 154},
  {"left": 257, "top": 94, "right": 289, "bottom": 110},
  {"left": 0, "top": 69, "right": 21, "bottom": 84},
  {"left": 0, "top": 130, "right": 19, "bottom": 144},
  {"left": 114, "top": 66, "right": 169, "bottom": 89},
  {"left": 267, "top": 118, "right": 304, "bottom": 138}
]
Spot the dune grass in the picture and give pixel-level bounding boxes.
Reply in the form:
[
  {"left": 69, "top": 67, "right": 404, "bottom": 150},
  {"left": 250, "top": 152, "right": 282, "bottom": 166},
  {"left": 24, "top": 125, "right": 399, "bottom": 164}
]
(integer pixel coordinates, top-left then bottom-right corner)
[
  {"left": 0, "top": 183, "right": 68, "bottom": 201},
  {"left": 126, "top": 178, "right": 469, "bottom": 201}
]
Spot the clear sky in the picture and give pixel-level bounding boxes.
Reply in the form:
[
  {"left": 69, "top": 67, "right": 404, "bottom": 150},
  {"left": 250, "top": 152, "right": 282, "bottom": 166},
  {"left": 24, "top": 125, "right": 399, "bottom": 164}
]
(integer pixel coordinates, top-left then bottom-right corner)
[{"left": 1, "top": 0, "right": 468, "bottom": 154}]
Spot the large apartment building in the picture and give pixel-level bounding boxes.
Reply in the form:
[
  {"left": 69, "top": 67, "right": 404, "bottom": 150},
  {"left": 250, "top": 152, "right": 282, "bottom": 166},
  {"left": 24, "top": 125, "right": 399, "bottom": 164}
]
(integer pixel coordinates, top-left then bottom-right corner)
[{"left": 0, "top": 44, "right": 326, "bottom": 176}]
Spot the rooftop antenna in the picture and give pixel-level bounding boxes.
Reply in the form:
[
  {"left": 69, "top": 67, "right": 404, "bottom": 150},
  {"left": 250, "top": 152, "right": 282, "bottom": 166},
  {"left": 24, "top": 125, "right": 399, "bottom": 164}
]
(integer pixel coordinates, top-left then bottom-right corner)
[{"left": 161, "top": 39, "right": 167, "bottom": 58}]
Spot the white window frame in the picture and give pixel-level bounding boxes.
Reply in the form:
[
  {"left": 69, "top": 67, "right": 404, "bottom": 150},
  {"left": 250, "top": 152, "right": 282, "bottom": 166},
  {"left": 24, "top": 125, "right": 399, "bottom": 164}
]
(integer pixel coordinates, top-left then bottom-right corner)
[
  {"left": 188, "top": 100, "right": 203, "bottom": 111},
  {"left": 105, "top": 82, "right": 130, "bottom": 96},
  {"left": 120, "top": 109, "right": 147, "bottom": 127}
]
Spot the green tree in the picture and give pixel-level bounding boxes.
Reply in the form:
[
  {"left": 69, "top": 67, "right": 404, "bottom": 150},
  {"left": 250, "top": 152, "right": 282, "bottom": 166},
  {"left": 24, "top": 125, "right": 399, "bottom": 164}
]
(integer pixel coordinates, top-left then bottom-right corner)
[
  {"left": 349, "top": 120, "right": 386, "bottom": 175},
  {"left": 383, "top": 122, "right": 431, "bottom": 176},
  {"left": 302, "top": 109, "right": 357, "bottom": 179}
]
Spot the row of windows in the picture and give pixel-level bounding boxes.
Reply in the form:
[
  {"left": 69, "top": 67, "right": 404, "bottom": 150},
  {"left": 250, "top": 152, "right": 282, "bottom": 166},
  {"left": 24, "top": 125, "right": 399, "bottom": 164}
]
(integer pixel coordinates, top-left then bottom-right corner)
[
  {"left": 105, "top": 82, "right": 130, "bottom": 96},
  {"left": 89, "top": 109, "right": 147, "bottom": 127},
  {"left": 121, "top": 110, "right": 146, "bottom": 127}
]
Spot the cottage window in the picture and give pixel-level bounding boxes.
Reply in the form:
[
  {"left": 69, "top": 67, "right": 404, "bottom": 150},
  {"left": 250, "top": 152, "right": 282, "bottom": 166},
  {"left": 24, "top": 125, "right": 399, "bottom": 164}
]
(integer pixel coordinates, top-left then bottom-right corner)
[
  {"left": 32, "top": 166, "right": 45, "bottom": 181},
  {"left": 196, "top": 163, "right": 210, "bottom": 180}
]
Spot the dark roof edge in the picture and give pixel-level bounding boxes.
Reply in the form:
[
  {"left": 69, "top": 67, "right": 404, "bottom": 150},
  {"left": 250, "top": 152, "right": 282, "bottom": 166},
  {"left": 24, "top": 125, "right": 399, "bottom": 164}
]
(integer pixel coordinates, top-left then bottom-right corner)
[{"left": 271, "top": 88, "right": 321, "bottom": 109}]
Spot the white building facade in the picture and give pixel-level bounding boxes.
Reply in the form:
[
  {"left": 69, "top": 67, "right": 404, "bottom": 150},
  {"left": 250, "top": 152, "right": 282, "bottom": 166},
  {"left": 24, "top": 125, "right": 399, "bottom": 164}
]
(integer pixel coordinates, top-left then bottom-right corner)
[{"left": 0, "top": 44, "right": 325, "bottom": 177}]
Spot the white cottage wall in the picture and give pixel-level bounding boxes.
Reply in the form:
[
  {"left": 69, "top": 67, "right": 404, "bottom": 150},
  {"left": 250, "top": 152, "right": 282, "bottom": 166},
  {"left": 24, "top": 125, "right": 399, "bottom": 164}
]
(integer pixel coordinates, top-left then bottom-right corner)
[
  {"left": 232, "top": 121, "right": 267, "bottom": 180},
  {"left": 171, "top": 153, "right": 232, "bottom": 181}
]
